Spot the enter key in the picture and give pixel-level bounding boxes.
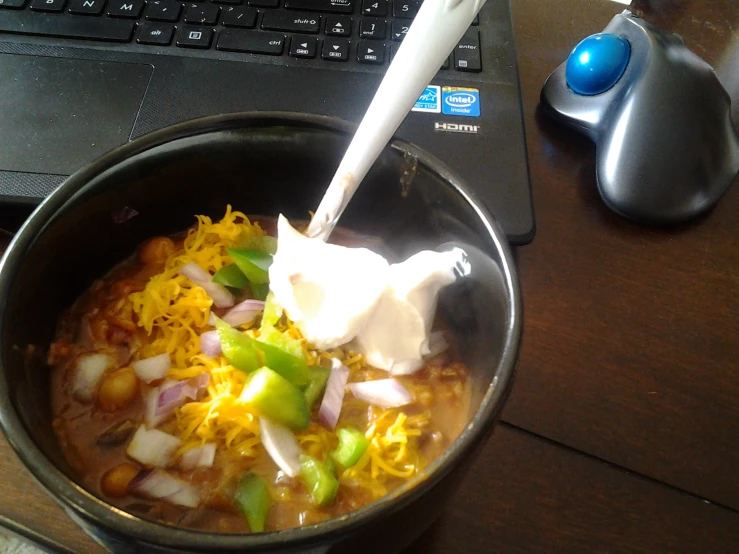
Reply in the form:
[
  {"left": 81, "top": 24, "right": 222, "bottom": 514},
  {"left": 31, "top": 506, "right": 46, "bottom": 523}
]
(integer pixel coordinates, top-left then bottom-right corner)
[{"left": 454, "top": 28, "right": 481, "bottom": 72}]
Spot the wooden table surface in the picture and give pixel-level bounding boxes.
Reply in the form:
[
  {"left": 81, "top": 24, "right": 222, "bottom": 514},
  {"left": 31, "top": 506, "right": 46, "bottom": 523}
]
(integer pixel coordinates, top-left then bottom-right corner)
[{"left": 1, "top": 0, "right": 738, "bottom": 552}]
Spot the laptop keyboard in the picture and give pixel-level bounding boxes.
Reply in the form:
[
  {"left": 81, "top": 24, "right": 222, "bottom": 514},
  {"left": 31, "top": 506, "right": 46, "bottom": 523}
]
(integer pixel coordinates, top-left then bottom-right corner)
[{"left": 0, "top": 0, "right": 482, "bottom": 71}]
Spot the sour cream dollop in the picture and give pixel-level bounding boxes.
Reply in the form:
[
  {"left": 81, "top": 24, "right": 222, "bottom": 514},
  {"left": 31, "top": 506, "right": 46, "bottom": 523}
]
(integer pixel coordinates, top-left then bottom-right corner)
[{"left": 268, "top": 216, "right": 459, "bottom": 372}]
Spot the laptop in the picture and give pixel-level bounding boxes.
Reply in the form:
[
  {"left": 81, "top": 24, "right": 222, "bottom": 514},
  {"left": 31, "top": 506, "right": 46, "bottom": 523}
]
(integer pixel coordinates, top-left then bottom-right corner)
[{"left": 0, "top": 0, "right": 535, "bottom": 244}]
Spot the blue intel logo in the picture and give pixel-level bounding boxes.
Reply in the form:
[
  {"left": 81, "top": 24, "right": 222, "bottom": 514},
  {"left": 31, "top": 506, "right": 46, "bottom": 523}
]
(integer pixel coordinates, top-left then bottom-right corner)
[
  {"left": 441, "top": 87, "right": 481, "bottom": 117},
  {"left": 444, "top": 92, "right": 477, "bottom": 108}
]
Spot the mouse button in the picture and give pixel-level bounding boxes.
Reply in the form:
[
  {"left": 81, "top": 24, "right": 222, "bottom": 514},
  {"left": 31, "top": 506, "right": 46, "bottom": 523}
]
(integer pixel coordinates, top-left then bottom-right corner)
[{"left": 540, "top": 72, "right": 610, "bottom": 135}]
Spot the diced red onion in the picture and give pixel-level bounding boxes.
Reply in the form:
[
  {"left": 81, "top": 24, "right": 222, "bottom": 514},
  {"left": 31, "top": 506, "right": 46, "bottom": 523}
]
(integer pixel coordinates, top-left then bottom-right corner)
[
  {"left": 180, "top": 262, "right": 235, "bottom": 309},
  {"left": 318, "top": 358, "right": 349, "bottom": 430},
  {"left": 425, "top": 331, "right": 450, "bottom": 358},
  {"left": 132, "top": 353, "right": 171, "bottom": 383},
  {"left": 111, "top": 205, "right": 139, "bottom": 224},
  {"left": 179, "top": 443, "right": 217, "bottom": 470},
  {"left": 71, "top": 352, "right": 116, "bottom": 402},
  {"left": 146, "top": 374, "right": 211, "bottom": 427},
  {"left": 208, "top": 312, "right": 218, "bottom": 327},
  {"left": 156, "top": 374, "right": 210, "bottom": 415},
  {"left": 390, "top": 359, "right": 424, "bottom": 376},
  {"left": 222, "top": 299, "right": 265, "bottom": 327},
  {"left": 199, "top": 330, "right": 222, "bottom": 358},
  {"left": 126, "top": 425, "right": 182, "bottom": 468},
  {"left": 129, "top": 469, "right": 201, "bottom": 508},
  {"left": 347, "top": 379, "right": 413, "bottom": 409},
  {"left": 259, "top": 417, "right": 302, "bottom": 478}
]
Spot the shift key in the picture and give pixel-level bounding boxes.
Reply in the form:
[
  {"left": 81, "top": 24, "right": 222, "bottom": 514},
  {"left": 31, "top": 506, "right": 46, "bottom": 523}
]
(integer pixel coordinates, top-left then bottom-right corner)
[
  {"left": 217, "top": 29, "right": 285, "bottom": 54},
  {"left": 454, "top": 28, "right": 481, "bottom": 72},
  {"left": 262, "top": 11, "right": 320, "bottom": 34}
]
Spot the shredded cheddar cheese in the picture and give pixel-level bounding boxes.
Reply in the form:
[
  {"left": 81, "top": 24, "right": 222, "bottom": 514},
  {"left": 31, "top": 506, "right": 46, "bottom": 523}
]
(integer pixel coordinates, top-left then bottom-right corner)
[{"left": 129, "top": 207, "right": 430, "bottom": 495}]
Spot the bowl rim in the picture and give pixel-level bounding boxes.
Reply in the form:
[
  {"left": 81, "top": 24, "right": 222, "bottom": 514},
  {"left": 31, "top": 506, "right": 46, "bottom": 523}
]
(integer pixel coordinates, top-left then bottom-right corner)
[{"left": 0, "top": 111, "right": 521, "bottom": 550}]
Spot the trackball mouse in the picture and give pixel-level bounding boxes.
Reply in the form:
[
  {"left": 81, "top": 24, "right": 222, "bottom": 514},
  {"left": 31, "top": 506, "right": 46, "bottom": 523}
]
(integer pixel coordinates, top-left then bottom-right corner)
[{"left": 540, "top": 10, "right": 739, "bottom": 225}]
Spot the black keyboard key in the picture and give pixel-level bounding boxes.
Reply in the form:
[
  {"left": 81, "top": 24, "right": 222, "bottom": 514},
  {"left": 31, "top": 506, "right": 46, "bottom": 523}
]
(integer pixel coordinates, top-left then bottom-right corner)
[
  {"left": 30, "top": 0, "right": 65, "bottom": 12},
  {"left": 390, "top": 19, "right": 408, "bottom": 41},
  {"left": 0, "top": 10, "right": 133, "bottom": 40},
  {"left": 217, "top": 29, "right": 285, "bottom": 54},
  {"left": 360, "top": 0, "right": 384, "bottom": 16},
  {"left": 358, "top": 17, "right": 384, "bottom": 39},
  {"left": 146, "top": 0, "right": 181, "bottom": 22},
  {"left": 321, "top": 36, "right": 348, "bottom": 61},
  {"left": 0, "top": 0, "right": 28, "bottom": 9},
  {"left": 247, "top": 0, "right": 277, "bottom": 6},
  {"left": 184, "top": 2, "right": 219, "bottom": 24},
  {"left": 107, "top": 0, "right": 143, "bottom": 18},
  {"left": 289, "top": 35, "right": 317, "bottom": 58},
  {"left": 68, "top": 0, "right": 105, "bottom": 15},
  {"left": 325, "top": 15, "right": 350, "bottom": 36},
  {"left": 454, "top": 28, "right": 481, "bottom": 72},
  {"left": 137, "top": 21, "right": 174, "bottom": 44},
  {"left": 211, "top": 0, "right": 239, "bottom": 5},
  {"left": 177, "top": 25, "right": 213, "bottom": 48},
  {"left": 356, "top": 40, "right": 383, "bottom": 64},
  {"left": 391, "top": 0, "right": 416, "bottom": 18},
  {"left": 285, "top": 0, "right": 351, "bottom": 14},
  {"left": 262, "top": 11, "right": 320, "bottom": 33},
  {"left": 221, "top": 5, "right": 256, "bottom": 27}
]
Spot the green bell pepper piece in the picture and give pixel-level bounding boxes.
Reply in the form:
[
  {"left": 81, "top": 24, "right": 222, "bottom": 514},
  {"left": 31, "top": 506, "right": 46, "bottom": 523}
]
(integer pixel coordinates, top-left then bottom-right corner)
[
  {"left": 216, "top": 320, "right": 262, "bottom": 373},
  {"left": 227, "top": 248, "right": 273, "bottom": 285},
  {"left": 240, "top": 234, "right": 278, "bottom": 255},
  {"left": 258, "top": 324, "right": 303, "bottom": 359},
  {"left": 249, "top": 282, "right": 270, "bottom": 301},
  {"left": 324, "top": 454, "right": 337, "bottom": 477},
  {"left": 261, "top": 292, "right": 283, "bottom": 328},
  {"left": 215, "top": 319, "right": 310, "bottom": 387},
  {"left": 240, "top": 367, "right": 310, "bottom": 431},
  {"left": 303, "top": 366, "right": 331, "bottom": 409},
  {"left": 234, "top": 472, "right": 271, "bottom": 533},
  {"left": 299, "top": 454, "right": 339, "bottom": 507},
  {"left": 331, "top": 426, "right": 370, "bottom": 468},
  {"left": 212, "top": 264, "right": 250, "bottom": 289}
]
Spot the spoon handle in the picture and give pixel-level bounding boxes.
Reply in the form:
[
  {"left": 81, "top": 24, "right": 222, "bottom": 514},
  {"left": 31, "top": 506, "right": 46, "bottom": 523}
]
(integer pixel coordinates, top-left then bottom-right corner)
[{"left": 305, "top": 0, "right": 486, "bottom": 240}]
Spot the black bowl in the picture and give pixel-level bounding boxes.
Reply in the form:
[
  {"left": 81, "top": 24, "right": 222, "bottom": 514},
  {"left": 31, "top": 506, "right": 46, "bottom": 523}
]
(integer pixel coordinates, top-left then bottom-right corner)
[{"left": 0, "top": 113, "right": 521, "bottom": 553}]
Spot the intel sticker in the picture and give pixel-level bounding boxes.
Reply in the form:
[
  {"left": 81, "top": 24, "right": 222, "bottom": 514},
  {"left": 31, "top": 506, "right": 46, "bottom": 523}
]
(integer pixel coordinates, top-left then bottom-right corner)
[
  {"left": 412, "top": 85, "right": 441, "bottom": 113},
  {"left": 441, "top": 86, "right": 480, "bottom": 117}
]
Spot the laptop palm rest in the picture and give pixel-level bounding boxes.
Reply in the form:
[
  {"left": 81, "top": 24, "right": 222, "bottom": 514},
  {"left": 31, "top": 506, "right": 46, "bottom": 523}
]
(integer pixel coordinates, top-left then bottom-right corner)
[{"left": 0, "top": 54, "right": 151, "bottom": 176}]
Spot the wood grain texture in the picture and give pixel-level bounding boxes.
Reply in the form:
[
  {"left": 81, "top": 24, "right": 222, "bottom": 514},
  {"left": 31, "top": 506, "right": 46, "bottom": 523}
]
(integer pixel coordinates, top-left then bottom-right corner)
[
  {"left": 504, "top": 0, "right": 739, "bottom": 509},
  {"left": 403, "top": 424, "right": 739, "bottom": 554}
]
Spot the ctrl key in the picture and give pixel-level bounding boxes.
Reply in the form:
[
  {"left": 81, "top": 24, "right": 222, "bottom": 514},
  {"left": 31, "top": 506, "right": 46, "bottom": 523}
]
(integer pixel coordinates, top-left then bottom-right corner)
[{"left": 137, "top": 22, "right": 174, "bottom": 45}]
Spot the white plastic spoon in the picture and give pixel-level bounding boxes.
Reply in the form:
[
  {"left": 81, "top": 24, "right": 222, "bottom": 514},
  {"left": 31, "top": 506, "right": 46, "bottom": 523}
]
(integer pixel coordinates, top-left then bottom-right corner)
[{"left": 304, "top": 0, "right": 486, "bottom": 241}]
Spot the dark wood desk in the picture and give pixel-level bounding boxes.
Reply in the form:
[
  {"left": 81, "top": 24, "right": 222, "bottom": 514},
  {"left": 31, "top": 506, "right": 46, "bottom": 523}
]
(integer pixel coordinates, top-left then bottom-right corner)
[{"left": 1, "top": 0, "right": 738, "bottom": 551}]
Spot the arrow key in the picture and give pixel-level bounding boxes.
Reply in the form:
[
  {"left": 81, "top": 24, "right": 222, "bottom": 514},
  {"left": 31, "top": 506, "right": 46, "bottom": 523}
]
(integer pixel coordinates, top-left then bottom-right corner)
[
  {"left": 360, "top": 0, "right": 386, "bottom": 16},
  {"left": 321, "top": 37, "right": 349, "bottom": 61},
  {"left": 357, "top": 41, "right": 384, "bottom": 64},
  {"left": 390, "top": 19, "right": 409, "bottom": 42},
  {"left": 289, "top": 35, "right": 318, "bottom": 58},
  {"left": 325, "top": 15, "right": 351, "bottom": 37}
]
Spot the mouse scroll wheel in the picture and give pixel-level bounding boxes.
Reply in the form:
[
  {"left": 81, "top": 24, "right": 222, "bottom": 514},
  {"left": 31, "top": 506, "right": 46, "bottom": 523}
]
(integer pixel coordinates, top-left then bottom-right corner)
[{"left": 565, "top": 33, "right": 631, "bottom": 96}]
